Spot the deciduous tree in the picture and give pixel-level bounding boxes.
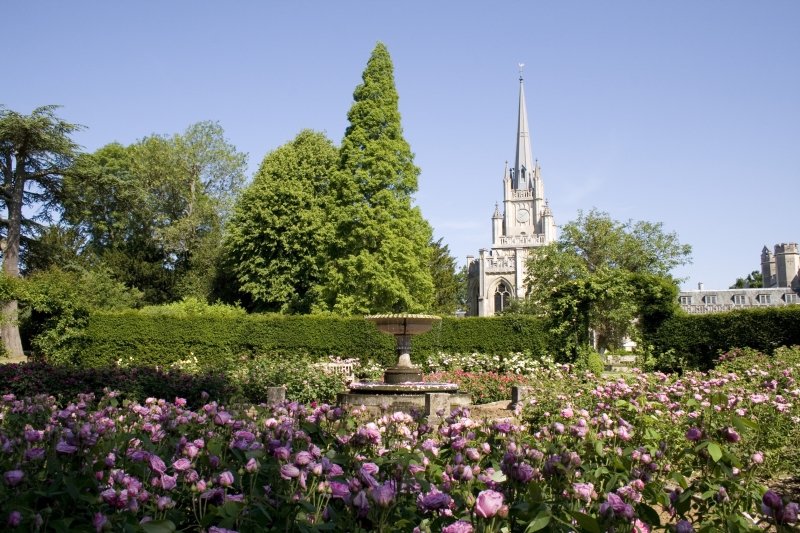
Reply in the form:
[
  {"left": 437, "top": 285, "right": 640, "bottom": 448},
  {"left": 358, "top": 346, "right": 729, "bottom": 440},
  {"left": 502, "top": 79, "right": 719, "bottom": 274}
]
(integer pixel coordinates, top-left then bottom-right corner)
[{"left": 523, "top": 208, "right": 690, "bottom": 354}]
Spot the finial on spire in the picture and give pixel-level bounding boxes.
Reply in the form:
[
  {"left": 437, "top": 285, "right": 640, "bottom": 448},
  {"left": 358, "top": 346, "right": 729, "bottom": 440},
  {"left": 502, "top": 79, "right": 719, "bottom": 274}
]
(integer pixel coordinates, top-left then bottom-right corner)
[{"left": 518, "top": 63, "right": 524, "bottom": 80}]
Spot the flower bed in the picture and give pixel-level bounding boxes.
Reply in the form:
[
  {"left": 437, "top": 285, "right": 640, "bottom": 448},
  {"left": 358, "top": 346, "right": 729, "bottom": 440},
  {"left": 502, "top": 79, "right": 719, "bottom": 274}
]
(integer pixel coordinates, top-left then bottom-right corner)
[
  {"left": 1, "top": 347, "right": 799, "bottom": 532},
  {"left": 424, "top": 371, "right": 537, "bottom": 404}
]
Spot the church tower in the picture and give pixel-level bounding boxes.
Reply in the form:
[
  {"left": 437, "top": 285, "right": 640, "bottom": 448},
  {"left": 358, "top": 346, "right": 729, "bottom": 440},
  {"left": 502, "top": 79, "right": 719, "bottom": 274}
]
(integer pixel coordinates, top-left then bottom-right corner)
[{"left": 466, "top": 70, "right": 558, "bottom": 316}]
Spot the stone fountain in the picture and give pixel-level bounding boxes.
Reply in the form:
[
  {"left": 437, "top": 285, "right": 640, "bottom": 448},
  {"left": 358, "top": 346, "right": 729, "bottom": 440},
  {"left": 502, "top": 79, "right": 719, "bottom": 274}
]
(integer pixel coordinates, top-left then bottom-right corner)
[{"left": 337, "top": 314, "right": 471, "bottom": 418}]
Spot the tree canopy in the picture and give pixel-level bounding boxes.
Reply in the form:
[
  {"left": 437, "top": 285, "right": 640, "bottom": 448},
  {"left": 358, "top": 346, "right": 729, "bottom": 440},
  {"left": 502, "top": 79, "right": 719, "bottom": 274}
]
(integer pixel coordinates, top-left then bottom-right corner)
[
  {"left": 522, "top": 208, "right": 690, "bottom": 354},
  {"left": 224, "top": 130, "right": 338, "bottom": 313},
  {"left": 730, "top": 270, "right": 763, "bottom": 289}
]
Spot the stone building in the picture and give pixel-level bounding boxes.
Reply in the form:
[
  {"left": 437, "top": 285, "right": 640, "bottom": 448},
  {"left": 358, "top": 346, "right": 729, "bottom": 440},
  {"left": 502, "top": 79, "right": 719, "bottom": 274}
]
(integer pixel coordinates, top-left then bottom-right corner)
[
  {"left": 466, "top": 75, "right": 557, "bottom": 316},
  {"left": 678, "top": 242, "right": 799, "bottom": 314}
]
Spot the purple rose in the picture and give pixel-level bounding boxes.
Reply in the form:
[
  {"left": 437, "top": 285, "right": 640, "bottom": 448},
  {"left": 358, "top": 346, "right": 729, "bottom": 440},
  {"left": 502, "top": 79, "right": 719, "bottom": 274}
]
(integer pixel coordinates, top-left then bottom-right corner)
[
  {"left": 93, "top": 513, "right": 107, "bottom": 533},
  {"left": 218, "top": 471, "right": 234, "bottom": 487},
  {"left": 600, "top": 493, "right": 629, "bottom": 517},
  {"left": 294, "top": 451, "right": 313, "bottom": 466},
  {"left": 56, "top": 440, "right": 78, "bottom": 454},
  {"left": 466, "top": 448, "right": 481, "bottom": 462},
  {"left": 172, "top": 458, "right": 192, "bottom": 472},
  {"left": 149, "top": 455, "right": 167, "bottom": 474},
  {"left": 361, "top": 462, "right": 379, "bottom": 475},
  {"left": 353, "top": 490, "right": 370, "bottom": 516},
  {"left": 330, "top": 464, "right": 344, "bottom": 476},
  {"left": 442, "top": 521, "right": 474, "bottom": 533},
  {"left": 676, "top": 520, "right": 693, "bottom": 533},
  {"left": 371, "top": 482, "right": 396, "bottom": 508},
  {"left": 420, "top": 490, "right": 451, "bottom": 511},
  {"left": 214, "top": 411, "right": 232, "bottom": 426},
  {"left": 274, "top": 447, "right": 291, "bottom": 461},
  {"left": 330, "top": 481, "right": 349, "bottom": 499},
  {"left": 723, "top": 427, "right": 740, "bottom": 443},
  {"left": 763, "top": 490, "right": 783, "bottom": 510},
  {"left": 160, "top": 474, "right": 178, "bottom": 491},
  {"left": 4, "top": 470, "right": 24, "bottom": 487},
  {"left": 246, "top": 458, "right": 259, "bottom": 473},
  {"left": 24, "top": 429, "right": 42, "bottom": 442},
  {"left": 685, "top": 428, "right": 702, "bottom": 442},
  {"left": 280, "top": 464, "right": 300, "bottom": 480},
  {"left": 783, "top": 502, "right": 799, "bottom": 524},
  {"left": 8, "top": 511, "right": 21, "bottom": 527},
  {"left": 24, "top": 447, "right": 45, "bottom": 462},
  {"left": 475, "top": 490, "right": 504, "bottom": 518},
  {"left": 511, "top": 462, "right": 535, "bottom": 483},
  {"left": 157, "top": 496, "right": 174, "bottom": 511}
]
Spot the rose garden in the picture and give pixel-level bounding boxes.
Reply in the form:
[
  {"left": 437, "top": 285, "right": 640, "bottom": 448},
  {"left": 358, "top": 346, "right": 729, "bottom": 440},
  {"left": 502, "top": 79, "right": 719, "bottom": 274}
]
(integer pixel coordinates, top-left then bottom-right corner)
[{"left": 2, "top": 41, "right": 800, "bottom": 533}]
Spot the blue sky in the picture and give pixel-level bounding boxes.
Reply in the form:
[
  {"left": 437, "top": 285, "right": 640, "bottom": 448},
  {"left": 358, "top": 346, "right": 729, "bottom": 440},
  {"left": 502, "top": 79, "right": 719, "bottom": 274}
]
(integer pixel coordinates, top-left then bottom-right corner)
[{"left": 5, "top": 1, "right": 799, "bottom": 290}]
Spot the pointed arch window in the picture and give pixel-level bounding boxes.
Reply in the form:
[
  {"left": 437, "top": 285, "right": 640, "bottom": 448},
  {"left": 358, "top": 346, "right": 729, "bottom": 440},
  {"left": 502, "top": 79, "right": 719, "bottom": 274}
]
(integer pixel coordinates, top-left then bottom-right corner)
[{"left": 494, "top": 282, "right": 512, "bottom": 312}]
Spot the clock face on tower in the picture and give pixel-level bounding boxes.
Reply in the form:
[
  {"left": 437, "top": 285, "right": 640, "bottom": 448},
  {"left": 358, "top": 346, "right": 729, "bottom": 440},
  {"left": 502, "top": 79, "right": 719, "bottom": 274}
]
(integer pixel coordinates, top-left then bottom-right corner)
[{"left": 516, "top": 209, "right": 530, "bottom": 223}]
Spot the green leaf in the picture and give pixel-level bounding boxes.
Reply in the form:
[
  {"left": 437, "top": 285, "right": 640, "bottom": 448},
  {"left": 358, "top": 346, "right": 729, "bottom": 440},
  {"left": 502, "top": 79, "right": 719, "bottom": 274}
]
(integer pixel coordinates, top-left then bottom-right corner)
[
  {"left": 637, "top": 503, "right": 661, "bottom": 526},
  {"left": 222, "top": 500, "right": 240, "bottom": 518},
  {"left": 569, "top": 511, "right": 601, "bottom": 533},
  {"left": 526, "top": 511, "right": 551, "bottom": 533},
  {"left": 140, "top": 520, "right": 177, "bottom": 533},
  {"left": 707, "top": 442, "right": 723, "bottom": 462}
]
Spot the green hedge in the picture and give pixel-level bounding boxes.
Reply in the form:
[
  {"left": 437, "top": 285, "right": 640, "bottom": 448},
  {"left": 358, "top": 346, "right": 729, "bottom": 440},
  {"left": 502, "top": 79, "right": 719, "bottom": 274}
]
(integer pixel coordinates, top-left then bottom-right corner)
[
  {"left": 646, "top": 306, "right": 800, "bottom": 371},
  {"left": 72, "top": 313, "right": 552, "bottom": 368}
]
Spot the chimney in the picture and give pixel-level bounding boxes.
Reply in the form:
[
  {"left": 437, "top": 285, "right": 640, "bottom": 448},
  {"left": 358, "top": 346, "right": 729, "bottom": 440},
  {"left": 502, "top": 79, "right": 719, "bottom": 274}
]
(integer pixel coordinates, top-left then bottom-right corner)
[{"left": 698, "top": 282, "right": 704, "bottom": 291}]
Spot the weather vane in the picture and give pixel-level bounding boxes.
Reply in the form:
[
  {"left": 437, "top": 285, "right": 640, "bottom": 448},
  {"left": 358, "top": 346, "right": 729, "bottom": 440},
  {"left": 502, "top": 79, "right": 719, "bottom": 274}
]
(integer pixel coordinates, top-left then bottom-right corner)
[{"left": 519, "top": 63, "right": 524, "bottom": 79}]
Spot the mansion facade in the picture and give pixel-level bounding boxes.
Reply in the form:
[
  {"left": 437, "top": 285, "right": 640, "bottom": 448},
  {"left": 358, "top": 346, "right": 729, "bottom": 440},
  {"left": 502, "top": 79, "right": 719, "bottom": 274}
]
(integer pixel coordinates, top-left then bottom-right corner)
[
  {"left": 678, "top": 242, "right": 799, "bottom": 314},
  {"left": 466, "top": 76, "right": 557, "bottom": 316}
]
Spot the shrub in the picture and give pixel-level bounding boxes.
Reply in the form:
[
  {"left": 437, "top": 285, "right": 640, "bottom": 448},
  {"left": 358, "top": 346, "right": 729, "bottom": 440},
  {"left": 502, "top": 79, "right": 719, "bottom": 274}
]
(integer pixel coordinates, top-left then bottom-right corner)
[
  {"left": 574, "top": 345, "right": 605, "bottom": 376},
  {"left": 230, "top": 355, "right": 348, "bottom": 405},
  {"left": 0, "top": 362, "right": 233, "bottom": 408},
  {"left": 645, "top": 306, "right": 800, "bottom": 371},
  {"left": 58, "top": 313, "right": 553, "bottom": 369}
]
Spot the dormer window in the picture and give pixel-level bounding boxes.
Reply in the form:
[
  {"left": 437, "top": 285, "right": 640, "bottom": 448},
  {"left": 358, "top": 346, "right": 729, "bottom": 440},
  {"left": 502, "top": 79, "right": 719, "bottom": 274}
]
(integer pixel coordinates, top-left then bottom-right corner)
[
  {"left": 785, "top": 293, "right": 798, "bottom": 304},
  {"left": 732, "top": 295, "right": 747, "bottom": 305},
  {"left": 703, "top": 295, "right": 717, "bottom": 305},
  {"left": 757, "top": 294, "right": 771, "bottom": 304},
  {"left": 680, "top": 296, "right": 692, "bottom": 305}
]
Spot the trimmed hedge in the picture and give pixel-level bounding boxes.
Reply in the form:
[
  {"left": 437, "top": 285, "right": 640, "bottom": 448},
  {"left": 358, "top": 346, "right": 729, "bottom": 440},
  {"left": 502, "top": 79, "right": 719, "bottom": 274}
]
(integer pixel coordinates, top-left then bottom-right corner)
[
  {"left": 645, "top": 306, "right": 800, "bottom": 371},
  {"left": 70, "top": 313, "right": 552, "bottom": 368}
]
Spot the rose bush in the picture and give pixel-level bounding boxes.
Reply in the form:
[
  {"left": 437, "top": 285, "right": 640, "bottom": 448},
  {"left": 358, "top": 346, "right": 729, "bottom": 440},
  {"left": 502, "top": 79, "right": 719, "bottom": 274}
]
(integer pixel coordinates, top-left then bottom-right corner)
[{"left": 1, "top": 347, "right": 799, "bottom": 532}]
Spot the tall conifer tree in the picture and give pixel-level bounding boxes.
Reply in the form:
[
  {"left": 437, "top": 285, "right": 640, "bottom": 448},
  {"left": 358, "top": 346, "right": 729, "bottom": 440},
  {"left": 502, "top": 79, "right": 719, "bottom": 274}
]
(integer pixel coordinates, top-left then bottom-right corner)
[{"left": 321, "top": 43, "right": 434, "bottom": 315}]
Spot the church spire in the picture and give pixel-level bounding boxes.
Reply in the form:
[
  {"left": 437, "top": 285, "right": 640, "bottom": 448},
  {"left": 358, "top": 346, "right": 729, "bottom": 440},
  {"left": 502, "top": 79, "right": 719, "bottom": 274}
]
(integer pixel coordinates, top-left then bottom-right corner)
[{"left": 514, "top": 72, "right": 535, "bottom": 190}]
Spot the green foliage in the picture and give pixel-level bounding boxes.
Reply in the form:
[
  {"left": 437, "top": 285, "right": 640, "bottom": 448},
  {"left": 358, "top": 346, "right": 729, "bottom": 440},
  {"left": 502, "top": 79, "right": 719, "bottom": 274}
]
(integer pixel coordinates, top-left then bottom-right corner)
[
  {"left": 428, "top": 237, "right": 464, "bottom": 314},
  {"left": 574, "top": 344, "right": 605, "bottom": 376},
  {"left": 138, "top": 297, "right": 245, "bottom": 318},
  {"left": 319, "top": 42, "right": 434, "bottom": 315},
  {"left": 224, "top": 130, "right": 338, "bottom": 313},
  {"left": 645, "top": 306, "right": 800, "bottom": 371},
  {"left": 60, "top": 122, "right": 248, "bottom": 305},
  {"left": 231, "top": 356, "right": 347, "bottom": 405},
  {"left": 523, "top": 209, "right": 690, "bottom": 355},
  {"left": 0, "top": 362, "right": 232, "bottom": 408},
  {"left": 730, "top": 270, "right": 763, "bottom": 289},
  {"left": 13, "top": 267, "right": 142, "bottom": 362},
  {"left": 60, "top": 313, "right": 553, "bottom": 369}
]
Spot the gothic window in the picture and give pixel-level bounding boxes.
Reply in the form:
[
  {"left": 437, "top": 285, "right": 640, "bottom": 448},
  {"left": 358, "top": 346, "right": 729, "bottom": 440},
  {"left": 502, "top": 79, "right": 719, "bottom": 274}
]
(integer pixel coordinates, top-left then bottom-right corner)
[
  {"left": 494, "top": 282, "right": 511, "bottom": 312},
  {"left": 732, "top": 295, "right": 747, "bottom": 305}
]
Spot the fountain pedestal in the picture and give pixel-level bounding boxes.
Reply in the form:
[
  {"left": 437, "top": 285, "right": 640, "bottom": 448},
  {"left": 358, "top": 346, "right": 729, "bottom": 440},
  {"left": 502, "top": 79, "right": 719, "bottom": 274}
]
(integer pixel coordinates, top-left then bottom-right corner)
[{"left": 337, "top": 314, "right": 471, "bottom": 418}]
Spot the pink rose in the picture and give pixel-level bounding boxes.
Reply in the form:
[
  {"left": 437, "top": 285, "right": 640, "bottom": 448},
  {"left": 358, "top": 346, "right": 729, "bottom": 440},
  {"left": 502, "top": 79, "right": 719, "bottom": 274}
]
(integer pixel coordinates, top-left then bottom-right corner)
[{"left": 475, "top": 489, "right": 504, "bottom": 518}]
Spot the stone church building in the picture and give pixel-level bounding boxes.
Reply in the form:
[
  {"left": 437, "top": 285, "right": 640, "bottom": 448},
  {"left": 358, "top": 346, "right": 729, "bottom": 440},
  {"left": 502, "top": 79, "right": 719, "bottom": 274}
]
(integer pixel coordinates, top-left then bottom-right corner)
[{"left": 466, "top": 76, "right": 557, "bottom": 316}]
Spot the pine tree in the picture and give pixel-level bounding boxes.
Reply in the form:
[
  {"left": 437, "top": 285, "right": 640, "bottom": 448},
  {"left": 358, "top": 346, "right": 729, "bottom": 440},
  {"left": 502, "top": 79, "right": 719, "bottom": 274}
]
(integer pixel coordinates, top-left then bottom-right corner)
[{"left": 320, "top": 42, "right": 434, "bottom": 315}]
